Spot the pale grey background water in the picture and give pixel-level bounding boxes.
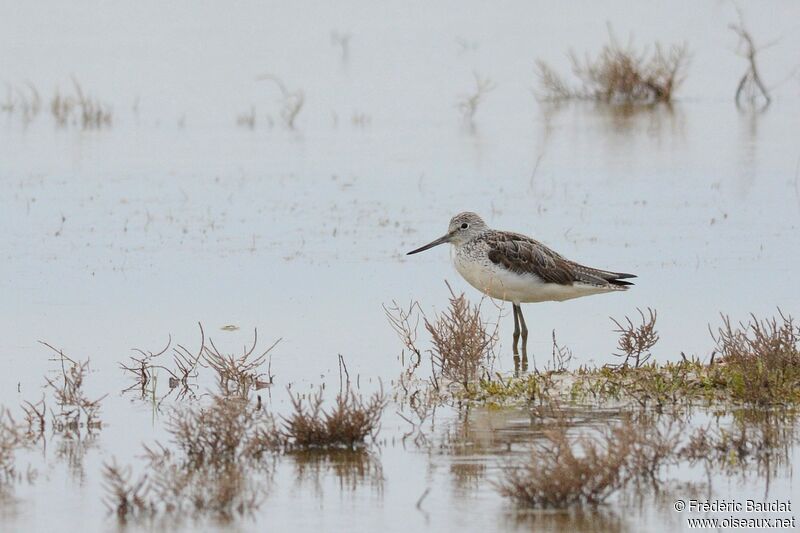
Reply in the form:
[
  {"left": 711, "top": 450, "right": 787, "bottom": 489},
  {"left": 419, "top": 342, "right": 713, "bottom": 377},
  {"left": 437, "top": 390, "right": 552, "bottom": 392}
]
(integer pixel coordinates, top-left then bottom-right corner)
[{"left": 1, "top": 1, "right": 799, "bottom": 531}]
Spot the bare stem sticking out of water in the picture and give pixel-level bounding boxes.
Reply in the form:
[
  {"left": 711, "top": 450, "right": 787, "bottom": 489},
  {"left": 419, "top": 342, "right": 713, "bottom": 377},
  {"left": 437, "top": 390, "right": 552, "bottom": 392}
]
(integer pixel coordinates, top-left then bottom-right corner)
[
  {"left": 40, "top": 341, "right": 106, "bottom": 433},
  {"left": 203, "top": 329, "right": 279, "bottom": 399},
  {"left": 729, "top": 8, "right": 773, "bottom": 110},
  {"left": 457, "top": 72, "right": 495, "bottom": 125},
  {"left": 257, "top": 74, "right": 305, "bottom": 129}
]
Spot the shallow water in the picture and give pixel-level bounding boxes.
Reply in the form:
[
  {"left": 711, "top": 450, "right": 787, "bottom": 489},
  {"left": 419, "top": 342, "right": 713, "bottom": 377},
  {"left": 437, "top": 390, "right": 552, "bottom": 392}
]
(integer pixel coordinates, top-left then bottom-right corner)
[{"left": 1, "top": 1, "right": 800, "bottom": 531}]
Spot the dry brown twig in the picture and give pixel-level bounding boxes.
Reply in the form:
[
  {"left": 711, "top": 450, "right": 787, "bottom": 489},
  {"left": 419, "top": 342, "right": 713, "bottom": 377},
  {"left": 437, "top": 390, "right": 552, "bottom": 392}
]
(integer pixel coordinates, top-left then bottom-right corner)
[
  {"left": 548, "top": 330, "right": 573, "bottom": 373},
  {"left": 611, "top": 308, "right": 659, "bottom": 368},
  {"left": 202, "top": 329, "right": 278, "bottom": 399}
]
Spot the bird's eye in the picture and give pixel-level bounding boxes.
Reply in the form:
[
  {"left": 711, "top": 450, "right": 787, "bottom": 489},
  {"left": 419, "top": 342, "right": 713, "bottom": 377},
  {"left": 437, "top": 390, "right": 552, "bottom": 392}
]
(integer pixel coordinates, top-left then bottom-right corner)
[{"left": 460, "top": 223, "right": 469, "bottom": 229}]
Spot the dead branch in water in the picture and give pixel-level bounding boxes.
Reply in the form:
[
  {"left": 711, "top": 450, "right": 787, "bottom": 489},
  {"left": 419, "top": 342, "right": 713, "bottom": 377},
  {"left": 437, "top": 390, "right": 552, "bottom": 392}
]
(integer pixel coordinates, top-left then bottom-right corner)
[
  {"left": 256, "top": 74, "right": 304, "bottom": 129},
  {"left": 457, "top": 72, "right": 495, "bottom": 124},
  {"left": 729, "top": 9, "right": 773, "bottom": 110}
]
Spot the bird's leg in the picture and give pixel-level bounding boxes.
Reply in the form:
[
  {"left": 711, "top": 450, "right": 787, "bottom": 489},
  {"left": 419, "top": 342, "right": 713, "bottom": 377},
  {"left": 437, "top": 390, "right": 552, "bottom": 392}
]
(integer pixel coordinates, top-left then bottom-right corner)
[
  {"left": 512, "top": 304, "right": 521, "bottom": 357},
  {"left": 518, "top": 305, "right": 529, "bottom": 364},
  {"left": 512, "top": 304, "right": 522, "bottom": 374}
]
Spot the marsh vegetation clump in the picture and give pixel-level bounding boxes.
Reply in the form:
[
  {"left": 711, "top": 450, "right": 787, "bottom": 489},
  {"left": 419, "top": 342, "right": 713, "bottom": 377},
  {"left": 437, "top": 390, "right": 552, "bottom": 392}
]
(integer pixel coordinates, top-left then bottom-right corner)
[
  {"left": 104, "top": 377, "right": 387, "bottom": 522},
  {"left": 164, "top": 395, "right": 282, "bottom": 465},
  {"left": 283, "top": 388, "right": 387, "bottom": 449},
  {"left": 497, "top": 408, "right": 796, "bottom": 510},
  {"left": 611, "top": 308, "right": 659, "bottom": 368},
  {"left": 50, "top": 78, "right": 113, "bottom": 129},
  {"left": 391, "top": 307, "right": 800, "bottom": 409},
  {"left": 1, "top": 81, "right": 42, "bottom": 124},
  {"left": 425, "top": 285, "right": 499, "bottom": 389},
  {"left": 535, "top": 28, "right": 689, "bottom": 104},
  {"left": 41, "top": 341, "right": 105, "bottom": 434},
  {"left": 121, "top": 325, "right": 277, "bottom": 402},
  {"left": 497, "top": 419, "right": 679, "bottom": 508},
  {"left": 710, "top": 311, "right": 800, "bottom": 404},
  {"left": 2, "top": 343, "right": 106, "bottom": 497},
  {"left": 104, "top": 394, "right": 281, "bottom": 522},
  {"left": 203, "top": 331, "right": 278, "bottom": 399},
  {"left": 385, "top": 284, "right": 499, "bottom": 394}
]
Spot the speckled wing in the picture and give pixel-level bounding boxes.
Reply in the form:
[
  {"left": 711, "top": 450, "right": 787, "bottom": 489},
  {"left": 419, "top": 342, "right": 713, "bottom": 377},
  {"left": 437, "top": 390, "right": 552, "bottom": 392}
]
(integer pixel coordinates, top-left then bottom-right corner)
[
  {"left": 485, "top": 231, "right": 636, "bottom": 288},
  {"left": 485, "top": 232, "right": 576, "bottom": 285}
]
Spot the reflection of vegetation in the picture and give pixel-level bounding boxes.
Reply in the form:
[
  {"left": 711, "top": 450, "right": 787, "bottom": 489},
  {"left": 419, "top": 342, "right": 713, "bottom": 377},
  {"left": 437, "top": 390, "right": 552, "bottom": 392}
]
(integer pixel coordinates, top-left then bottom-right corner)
[
  {"left": 1, "top": 409, "right": 29, "bottom": 496},
  {"left": 681, "top": 408, "right": 798, "bottom": 482},
  {"left": 2, "top": 344, "right": 106, "bottom": 497},
  {"left": 496, "top": 407, "right": 798, "bottom": 510},
  {"left": 457, "top": 73, "right": 495, "bottom": 126},
  {"left": 537, "top": 99, "right": 686, "bottom": 141},
  {"left": 291, "top": 448, "right": 384, "bottom": 493},
  {"left": 497, "top": 417, "right": 680, "bottom": 508},
  {"left": 104, "top": 382, "right": 388, "bottom": 522},
  {"left": 50, "top": 77, "right": 113, "bottom": 129},
  {"left": 56, "top": 436, "right": 98, "bottom": 484},
  {"left": 503, "top": 507, "right": 628, "bottom": 533},
  {"left": 449, "top": 460, "right": 486, "bottom": 494},
  {"left": 42, "top": 342, "right": 105, "bottom": 433},
  {"left": 104, "top": 395, "right": 280, "bottom": 522},
  {"left": 256, "top": 74, "right": 305, "bottom": 129}
]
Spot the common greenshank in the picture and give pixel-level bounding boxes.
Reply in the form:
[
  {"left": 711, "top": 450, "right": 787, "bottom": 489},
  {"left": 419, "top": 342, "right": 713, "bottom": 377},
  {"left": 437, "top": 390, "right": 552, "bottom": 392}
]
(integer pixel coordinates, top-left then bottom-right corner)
[{"left": 407, "top": 212, "right": 636, "bottom": 364}]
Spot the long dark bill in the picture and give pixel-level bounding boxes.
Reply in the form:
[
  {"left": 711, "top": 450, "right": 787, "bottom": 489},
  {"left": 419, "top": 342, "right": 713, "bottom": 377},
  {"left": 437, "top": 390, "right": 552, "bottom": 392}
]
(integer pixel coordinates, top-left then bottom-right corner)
[{"left": 406, "top": 233, "right": 452, "bottom": 255}]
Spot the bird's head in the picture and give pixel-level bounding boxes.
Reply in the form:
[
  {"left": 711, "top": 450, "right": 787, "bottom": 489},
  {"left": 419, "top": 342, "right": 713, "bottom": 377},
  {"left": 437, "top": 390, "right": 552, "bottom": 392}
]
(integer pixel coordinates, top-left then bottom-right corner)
[{"left": 407, "top": 212, "right": 488, "bottom": 254}]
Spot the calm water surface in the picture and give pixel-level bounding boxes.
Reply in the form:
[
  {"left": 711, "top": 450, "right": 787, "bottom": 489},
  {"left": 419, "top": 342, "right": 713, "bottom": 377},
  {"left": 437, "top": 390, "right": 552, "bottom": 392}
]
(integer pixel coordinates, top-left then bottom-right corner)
[{"left": 1, "top": 1, "right": 799, "bottom": 531}]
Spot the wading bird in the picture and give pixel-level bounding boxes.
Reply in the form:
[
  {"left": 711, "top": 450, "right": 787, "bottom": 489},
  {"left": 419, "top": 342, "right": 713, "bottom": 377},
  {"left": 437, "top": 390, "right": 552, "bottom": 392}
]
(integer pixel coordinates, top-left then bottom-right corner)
[{"left": 407, "top": 212, "right": 635, "bottom": 365}]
